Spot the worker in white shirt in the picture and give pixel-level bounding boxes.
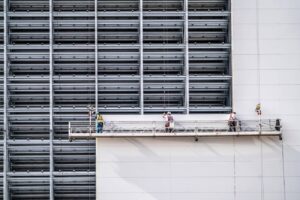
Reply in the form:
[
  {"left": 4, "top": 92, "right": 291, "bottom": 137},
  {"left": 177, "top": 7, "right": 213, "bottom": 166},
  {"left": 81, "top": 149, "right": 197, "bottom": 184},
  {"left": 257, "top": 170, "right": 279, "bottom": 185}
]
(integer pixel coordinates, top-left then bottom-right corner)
[{"left": 163, "top": 112, "right": 174, "bottom": 133}]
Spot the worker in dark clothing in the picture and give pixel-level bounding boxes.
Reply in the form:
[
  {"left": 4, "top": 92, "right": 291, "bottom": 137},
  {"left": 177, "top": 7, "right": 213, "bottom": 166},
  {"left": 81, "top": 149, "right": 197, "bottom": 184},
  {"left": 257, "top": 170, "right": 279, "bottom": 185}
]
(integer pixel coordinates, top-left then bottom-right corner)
[
  {"left": 163, "top": 112, "right": 169, "bottom": 132},
  {"left": 228, "top": 112, "right": 237, "bottom": 132},
  {"left": 255, "top": 103, "right": 262, "bottom": 115},
  {"left": 167, "top": 112, "right": 174, "bottom": 133}
]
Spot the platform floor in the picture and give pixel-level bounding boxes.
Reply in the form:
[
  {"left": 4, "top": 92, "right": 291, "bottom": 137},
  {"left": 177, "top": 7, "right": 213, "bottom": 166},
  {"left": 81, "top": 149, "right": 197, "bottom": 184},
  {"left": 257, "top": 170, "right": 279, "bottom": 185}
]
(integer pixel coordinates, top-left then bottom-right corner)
[{"left": 69, "top": 130, "right": 282, "bottom": 139}]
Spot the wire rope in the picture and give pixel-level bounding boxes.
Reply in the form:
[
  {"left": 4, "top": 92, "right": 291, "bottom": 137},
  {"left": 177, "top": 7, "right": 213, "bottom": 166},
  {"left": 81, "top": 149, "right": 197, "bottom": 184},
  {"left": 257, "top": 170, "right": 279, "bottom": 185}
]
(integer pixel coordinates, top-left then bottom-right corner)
[
  {"left": 88, "top": 1, "right": 95, "bottom": 199},
  {"left": 163, "top": 0, "right": 166, "bottom": 110},
  {"left": 255, "top": 1, "right": 264, "bottom": 199}
]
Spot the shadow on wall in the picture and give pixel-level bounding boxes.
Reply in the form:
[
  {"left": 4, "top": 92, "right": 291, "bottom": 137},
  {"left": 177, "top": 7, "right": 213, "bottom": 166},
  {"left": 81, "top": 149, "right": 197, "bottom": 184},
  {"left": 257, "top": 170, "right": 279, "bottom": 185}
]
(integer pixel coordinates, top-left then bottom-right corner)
[{"left": 96, "top": 135, "right": 298, "bottom": 200}]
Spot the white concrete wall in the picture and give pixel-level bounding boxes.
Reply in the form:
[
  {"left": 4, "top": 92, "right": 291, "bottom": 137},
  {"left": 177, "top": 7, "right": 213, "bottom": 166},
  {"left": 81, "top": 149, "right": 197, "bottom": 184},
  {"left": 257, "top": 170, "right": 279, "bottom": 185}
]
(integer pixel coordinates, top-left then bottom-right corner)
[
  {"left": 231, "top": 0, "right": 300, "bottom": 199},
  {"left": 96, "top": 0, "right": 300, "bottom": 199}
]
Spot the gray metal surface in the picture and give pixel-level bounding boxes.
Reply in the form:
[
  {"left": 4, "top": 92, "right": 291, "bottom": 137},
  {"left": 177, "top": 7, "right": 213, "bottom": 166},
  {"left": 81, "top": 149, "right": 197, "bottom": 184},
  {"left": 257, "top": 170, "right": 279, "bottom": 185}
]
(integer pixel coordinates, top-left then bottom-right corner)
[{"left": 0, "top": 0, "right": 231, "bottom": 199}]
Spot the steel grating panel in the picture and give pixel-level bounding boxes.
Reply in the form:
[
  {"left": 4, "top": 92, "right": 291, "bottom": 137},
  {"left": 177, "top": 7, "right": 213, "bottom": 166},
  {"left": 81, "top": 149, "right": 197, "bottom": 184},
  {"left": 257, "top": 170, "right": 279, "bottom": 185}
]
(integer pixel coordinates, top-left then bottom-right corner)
[{"left": 0, "top": 0, "right": 231, "bottom": 199}]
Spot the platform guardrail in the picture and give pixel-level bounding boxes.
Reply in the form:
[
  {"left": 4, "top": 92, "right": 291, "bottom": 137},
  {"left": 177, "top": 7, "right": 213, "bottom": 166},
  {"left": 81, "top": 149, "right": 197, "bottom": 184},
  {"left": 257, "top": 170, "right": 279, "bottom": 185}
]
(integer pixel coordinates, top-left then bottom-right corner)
[{"left": 68, "top": 119, "right": 282, "bottom": 140}]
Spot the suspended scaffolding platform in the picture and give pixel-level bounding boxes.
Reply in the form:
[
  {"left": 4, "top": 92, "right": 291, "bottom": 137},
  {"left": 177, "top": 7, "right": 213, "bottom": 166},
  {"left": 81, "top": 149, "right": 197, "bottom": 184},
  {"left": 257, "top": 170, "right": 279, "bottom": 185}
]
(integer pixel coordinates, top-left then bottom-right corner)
[{"left": 68, "top": 119, "right": 282, "bottom": 140}]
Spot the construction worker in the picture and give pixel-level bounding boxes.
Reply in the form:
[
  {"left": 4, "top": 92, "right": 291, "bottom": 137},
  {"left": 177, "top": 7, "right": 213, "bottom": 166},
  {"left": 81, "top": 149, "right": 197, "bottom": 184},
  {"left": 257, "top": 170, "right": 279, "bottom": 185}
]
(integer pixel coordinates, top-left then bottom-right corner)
[
  {"left": 168, "top": 112, "right": 174, "bottom": 133},
  {"left": 95, "top": 112, "right": 104, "bottom": 133},
  {"left": 163, "top": 112, "right": 169, "bottom": 132},
  {"left": 228, "top": 111, "right": 237, "bottom": 132},
  {"left": 163, "top": 112, "right": 174, "bottom": 133},
  {"left": 255, "top": 103, "right": 262, "bottom": 115}
]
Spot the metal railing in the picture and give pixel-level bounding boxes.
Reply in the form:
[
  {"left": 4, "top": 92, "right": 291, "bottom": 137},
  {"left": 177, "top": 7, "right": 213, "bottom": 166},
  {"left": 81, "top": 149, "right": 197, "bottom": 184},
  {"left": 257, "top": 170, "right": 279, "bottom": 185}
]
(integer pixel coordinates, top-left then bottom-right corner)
[{"left": 69, "top": 119, "right": 282, "bottom": 135}]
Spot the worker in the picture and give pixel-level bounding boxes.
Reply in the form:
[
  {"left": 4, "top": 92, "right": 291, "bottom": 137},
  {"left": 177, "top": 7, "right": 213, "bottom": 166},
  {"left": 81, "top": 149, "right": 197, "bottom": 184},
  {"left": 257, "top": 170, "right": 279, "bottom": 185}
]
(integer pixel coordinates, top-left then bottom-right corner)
[
  {"left": 168, "top": 112, "right": 174, "bottom": 133},
  {"left": 87, "top": 105, "right": 95, "bottom": 134},
  {"left": 163, "top": 112, "right": 174, "bottom": 133},
  {"left": 95, "top": 112, "right": 104, "bottom": 133},
  {"left": 255, "top": 103, "right": 262, "bottom": 115},
  {"left": 163, "top": 112, "right": 169, "bottom": 132},
  {"left": 228, "top": 111, "right": 237, "bottom": 132}
]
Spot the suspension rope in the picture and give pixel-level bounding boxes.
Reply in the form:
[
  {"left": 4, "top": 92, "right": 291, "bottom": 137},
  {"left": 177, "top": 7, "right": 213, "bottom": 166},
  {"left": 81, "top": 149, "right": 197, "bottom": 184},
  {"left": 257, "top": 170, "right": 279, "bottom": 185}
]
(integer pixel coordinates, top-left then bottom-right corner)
[
  {"left": 259, "top": 135, "right": 264, "bottom": 200},
  {"left": 254, "top": 0, "right": 262, "bottom": 133},
  {"left": 166, "top": 2, "right": 169, "bottom": 109},
  {"left": 163, "top": 0, "right": 166, "bottom": 109},
  {"left": 281, "top": 139, "right": 287, "bottom": 200},
  {"left": 233, "top": 136, "right": 236, "bottom": 200},
  {"left": 162, "top": 0, "right": 171, "bottom": 110},
  {"left": 255, "top": 1, "right": 264, "bottom": 199},
  {"left": 166, "top": 8, "right": 170, "bottom": 109},
  {"left": 88, "top": 1, "right": 95, "bottom": 199}
]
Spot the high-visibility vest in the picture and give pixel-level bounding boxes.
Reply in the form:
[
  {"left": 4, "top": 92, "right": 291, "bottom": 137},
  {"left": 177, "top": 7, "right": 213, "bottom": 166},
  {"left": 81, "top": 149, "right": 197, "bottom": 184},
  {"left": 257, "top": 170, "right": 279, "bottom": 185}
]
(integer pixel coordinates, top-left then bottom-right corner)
[{"left": 96, "top": 115, "right": 104, "bottom": 123}]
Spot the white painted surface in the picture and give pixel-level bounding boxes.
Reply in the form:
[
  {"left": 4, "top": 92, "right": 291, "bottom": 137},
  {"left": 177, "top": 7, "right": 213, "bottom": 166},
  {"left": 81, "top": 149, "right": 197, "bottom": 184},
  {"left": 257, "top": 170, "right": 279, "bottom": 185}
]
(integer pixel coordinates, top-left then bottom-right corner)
[
  {"left": 97, "top": 0, "right": 300, "bottom": 199},
  {"left": 98, "top": 114, "right": 229, "bottom": 121}
]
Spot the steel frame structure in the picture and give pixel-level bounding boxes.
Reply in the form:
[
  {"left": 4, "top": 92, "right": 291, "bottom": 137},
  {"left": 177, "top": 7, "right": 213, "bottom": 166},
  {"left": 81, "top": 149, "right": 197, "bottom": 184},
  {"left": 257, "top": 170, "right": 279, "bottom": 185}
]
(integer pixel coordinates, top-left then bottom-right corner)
[{"left": 0, "top": 0, "right": 231, "bottom": 199}]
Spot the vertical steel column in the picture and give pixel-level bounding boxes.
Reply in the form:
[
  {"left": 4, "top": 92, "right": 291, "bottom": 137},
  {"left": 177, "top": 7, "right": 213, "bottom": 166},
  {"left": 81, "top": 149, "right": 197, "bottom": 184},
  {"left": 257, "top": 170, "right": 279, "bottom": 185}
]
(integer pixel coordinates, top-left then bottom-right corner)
[
  {"left": 95, "top": 0, "right": 98, "bottom": 112},
  {"left": 3, "top": 0, "right": 9, "bottom": 199},
  {"left": 184, "top": 0, "right": 189, "bottom": 113},
  {"left": 49, "top": 0, "right": 54, "bottom": 199},
  {"left": 139, "top": 0, "right": 144, "bottom": 114}
]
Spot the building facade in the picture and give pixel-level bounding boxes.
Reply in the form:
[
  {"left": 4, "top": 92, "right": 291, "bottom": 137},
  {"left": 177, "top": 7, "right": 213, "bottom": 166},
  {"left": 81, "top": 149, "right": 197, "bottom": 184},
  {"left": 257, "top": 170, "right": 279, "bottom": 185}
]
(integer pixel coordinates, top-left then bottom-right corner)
[
  {"left": 1, "top": 0, "right": 300, "bottom": 200},
  {"left": 0, "top": 0, "right": 231, "bottom": 199},
  {"left": 96, "top": 0, "right": 300, "bottom": 200}
]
